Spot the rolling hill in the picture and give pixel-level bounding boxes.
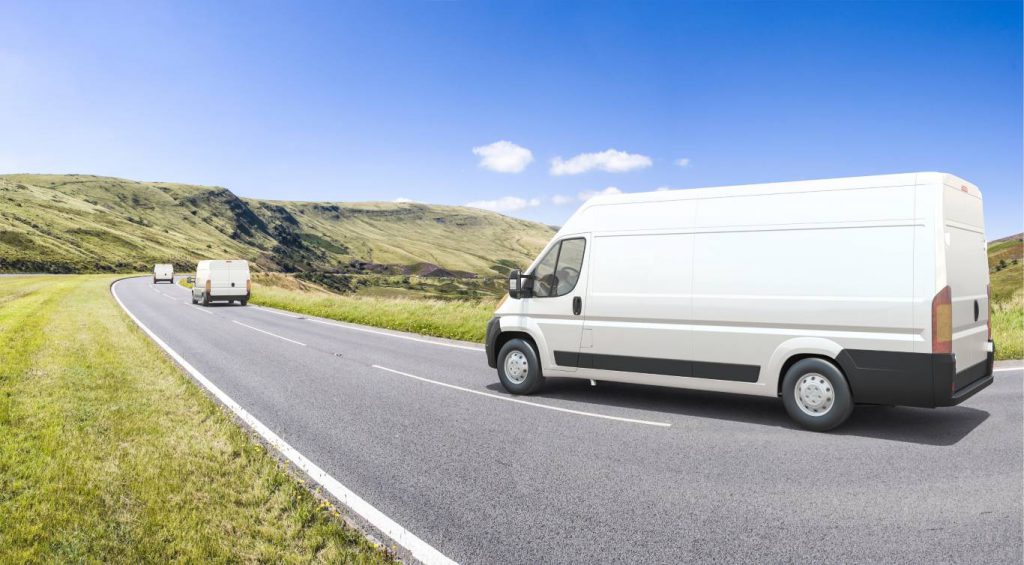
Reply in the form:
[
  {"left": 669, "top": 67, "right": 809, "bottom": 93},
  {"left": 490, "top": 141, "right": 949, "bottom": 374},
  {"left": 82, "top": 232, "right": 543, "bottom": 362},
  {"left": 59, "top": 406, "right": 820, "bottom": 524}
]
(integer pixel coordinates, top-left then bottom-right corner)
[
  {"left": 0, "top": 174, "right": 555, "bottom": 275},
  {"left": 989, "top": 231, "right": 1023, "bottom": 303}
]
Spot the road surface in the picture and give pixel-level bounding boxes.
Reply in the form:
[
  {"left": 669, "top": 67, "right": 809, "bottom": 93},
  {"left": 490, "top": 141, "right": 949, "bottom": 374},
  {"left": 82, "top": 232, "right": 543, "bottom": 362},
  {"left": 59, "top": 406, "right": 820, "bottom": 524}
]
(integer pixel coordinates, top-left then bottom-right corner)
[{"left": 113, "top": 276, "right": 1023, "bottom": 564}]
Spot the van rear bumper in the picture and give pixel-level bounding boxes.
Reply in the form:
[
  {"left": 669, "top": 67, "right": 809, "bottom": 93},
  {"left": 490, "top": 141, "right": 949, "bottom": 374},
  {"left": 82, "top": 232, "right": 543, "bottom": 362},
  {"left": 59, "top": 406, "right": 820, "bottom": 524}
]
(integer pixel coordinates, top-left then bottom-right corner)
[{"left": 836, "top": 342, "right": 995, "bottom": 408}]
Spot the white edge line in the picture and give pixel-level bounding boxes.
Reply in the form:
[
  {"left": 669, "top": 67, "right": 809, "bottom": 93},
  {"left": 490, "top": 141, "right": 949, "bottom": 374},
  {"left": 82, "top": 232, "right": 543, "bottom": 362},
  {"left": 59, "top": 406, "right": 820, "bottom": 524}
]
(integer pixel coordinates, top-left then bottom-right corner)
[
  {"left": 232, "top": 320, "right": 307, "bottom": 346},
  {"left": 249, "top": 305, "right": 484, "bottom": 352},
  {"left": 372, "top": 364, "right": 671, "bottom": 428},
  {"left": 111, "top": 279, "right": 458, "bottom": 565},
  {"left": 994, "top": 367, "right": 1023, "bottom": 373}
]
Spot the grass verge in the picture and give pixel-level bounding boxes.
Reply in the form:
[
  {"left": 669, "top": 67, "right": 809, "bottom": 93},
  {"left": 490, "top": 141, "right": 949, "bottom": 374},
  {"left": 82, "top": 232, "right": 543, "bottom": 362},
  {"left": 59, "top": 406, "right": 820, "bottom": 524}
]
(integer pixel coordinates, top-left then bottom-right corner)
[
  {"left": 251, "top": 284, "right": 497, "bottom": 342},
  {"left": 0, "top": 275, "right": 392, "bottom": 563},
  {"left": 993, "top": 290, "right": 1023, "bottom": 360}
]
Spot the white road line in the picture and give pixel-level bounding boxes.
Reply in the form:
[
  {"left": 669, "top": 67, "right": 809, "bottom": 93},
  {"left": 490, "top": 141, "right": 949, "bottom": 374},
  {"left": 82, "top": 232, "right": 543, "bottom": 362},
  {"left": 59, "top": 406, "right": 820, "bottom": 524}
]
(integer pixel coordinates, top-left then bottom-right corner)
[
  {"left": 372, "top": 364, "right": 671, "bottom": 428},
  {"left": 232, "top": 320, "right": 307, "bottom": 346},
  {"left": 994, "top": 367, "right": 1023, "bottom": 373},
  {"left": 111, "top": 279, "right": 457, "bottom": 565},
  {"left": 192, "top": 305, "right": 214, "bottom": 315}
]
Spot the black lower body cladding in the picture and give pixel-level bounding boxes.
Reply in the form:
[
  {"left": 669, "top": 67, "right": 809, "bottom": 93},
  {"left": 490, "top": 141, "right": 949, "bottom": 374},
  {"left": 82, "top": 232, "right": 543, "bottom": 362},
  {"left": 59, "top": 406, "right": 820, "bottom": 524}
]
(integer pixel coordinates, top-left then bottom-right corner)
[
  {"left": 837, "top": 343, "right": 995, "bottom": 408},
  {"left": 485, "top": 317, "right": 501, "bottom": 368}
]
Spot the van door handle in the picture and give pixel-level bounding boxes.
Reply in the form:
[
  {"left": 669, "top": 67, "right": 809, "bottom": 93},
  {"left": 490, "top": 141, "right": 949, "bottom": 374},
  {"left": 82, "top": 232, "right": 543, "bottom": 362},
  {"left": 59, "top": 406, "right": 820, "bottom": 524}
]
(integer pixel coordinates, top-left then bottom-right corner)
[{"left": 572, "top": 296, "right": 582, "bottom": 316}]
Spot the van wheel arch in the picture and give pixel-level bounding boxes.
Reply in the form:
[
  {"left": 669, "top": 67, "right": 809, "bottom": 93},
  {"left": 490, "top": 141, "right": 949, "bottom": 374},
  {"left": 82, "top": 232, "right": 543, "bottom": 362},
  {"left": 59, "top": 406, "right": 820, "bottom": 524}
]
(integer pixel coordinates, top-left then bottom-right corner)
[
  {"left": 778, "top": 354, "right": 846, "bottom": 396},
  {"left": 495, "top": 331, "right": 541, "bottom": 368}
]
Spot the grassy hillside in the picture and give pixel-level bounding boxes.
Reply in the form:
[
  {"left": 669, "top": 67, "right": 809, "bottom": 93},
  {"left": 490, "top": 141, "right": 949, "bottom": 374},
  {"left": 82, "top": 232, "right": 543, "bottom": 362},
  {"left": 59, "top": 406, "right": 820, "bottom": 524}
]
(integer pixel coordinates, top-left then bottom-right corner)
[
  {"left": 0, "top": 275, "right": 391, "bottom": 562},
  {"left": 0, "top": 174, "right": 554, "bottom": 275},
  {"left": 988, "top": 232, "right": 1023, "bottom": 303}
]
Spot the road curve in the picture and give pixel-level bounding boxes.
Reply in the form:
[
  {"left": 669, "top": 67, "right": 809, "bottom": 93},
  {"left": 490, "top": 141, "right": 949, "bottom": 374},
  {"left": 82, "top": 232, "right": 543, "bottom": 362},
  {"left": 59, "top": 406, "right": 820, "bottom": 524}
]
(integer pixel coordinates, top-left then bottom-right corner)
[{"left": 113, "top": 276, "right": 1023, "bottom": 564}]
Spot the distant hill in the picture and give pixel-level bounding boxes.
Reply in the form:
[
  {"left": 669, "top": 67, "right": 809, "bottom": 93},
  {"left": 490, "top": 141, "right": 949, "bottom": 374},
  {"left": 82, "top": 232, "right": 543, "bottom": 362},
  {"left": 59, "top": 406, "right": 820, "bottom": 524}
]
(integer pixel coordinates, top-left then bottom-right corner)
[
  {"left": 0, "top": 174, "right": 555, "bottom": 275},
  {"left": 989, "top": 232, "right": 1022, "bottom": 303}
]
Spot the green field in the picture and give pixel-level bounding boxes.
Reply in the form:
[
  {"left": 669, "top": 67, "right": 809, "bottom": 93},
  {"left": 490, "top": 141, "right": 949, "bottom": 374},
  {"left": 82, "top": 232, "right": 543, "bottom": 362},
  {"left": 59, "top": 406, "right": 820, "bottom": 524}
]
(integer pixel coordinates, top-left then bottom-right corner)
[
  {"left": 0, "top": 275, "right": 391, "bottom": 563},
  {"left": 988, "top": 233, "right": 1023, "bottom": 359},
  {"left": 0, "top": 174, "right": 553, "bottom": 276}
]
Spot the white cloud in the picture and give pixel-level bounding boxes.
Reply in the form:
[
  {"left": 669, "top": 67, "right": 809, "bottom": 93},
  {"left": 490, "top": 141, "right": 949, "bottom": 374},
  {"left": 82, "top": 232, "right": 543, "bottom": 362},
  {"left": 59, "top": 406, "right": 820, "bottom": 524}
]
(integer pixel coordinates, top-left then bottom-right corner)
[
  {"left": 675, "top": 157, "right": 691, "bottom": 168},
  {"left": 472, "top": 140, "right": 534, "bottom": 173},
  {"left": 578, "top": 186, "right": 623, "bottom": 201},
  {"left": 550, "top": 149, "right": 652, "bottom": 175},
  {"left": 550, "top": 194, "right": 574, "bottom": 205},
  {"left": 392, "top": 197, "right": 416, "bottom": 203},
  {"left": 465, "top": 196, "right": 542, "bottom": 213}
]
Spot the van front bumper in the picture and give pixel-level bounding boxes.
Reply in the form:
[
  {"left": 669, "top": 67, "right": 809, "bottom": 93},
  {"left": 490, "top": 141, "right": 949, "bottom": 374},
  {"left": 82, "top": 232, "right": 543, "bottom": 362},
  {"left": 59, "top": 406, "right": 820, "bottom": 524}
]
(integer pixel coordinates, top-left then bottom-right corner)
[
  {"left": 836, "top": 342, "right": 995, "bottom": 408},
  {"left": 485, "top": 317, "right": 501, "bottom": 368}
]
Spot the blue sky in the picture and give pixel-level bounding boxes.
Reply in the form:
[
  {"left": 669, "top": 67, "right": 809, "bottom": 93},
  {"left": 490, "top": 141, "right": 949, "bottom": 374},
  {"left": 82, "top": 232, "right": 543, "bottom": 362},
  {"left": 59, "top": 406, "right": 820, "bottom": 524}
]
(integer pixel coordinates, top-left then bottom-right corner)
[{"left": 1, "top": 1, "right": 1021, "bottom": 237}]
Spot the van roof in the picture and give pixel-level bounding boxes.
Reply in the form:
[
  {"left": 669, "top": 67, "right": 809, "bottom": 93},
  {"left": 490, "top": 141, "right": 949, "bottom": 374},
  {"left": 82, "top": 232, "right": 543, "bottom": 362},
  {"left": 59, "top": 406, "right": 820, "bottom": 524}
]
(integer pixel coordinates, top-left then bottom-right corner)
[
  {"left": 583, "top": 172, "right": 977, "bottom": 208},
  {"left": 196, "top": 259, "right": 250, "bottom": 267}
]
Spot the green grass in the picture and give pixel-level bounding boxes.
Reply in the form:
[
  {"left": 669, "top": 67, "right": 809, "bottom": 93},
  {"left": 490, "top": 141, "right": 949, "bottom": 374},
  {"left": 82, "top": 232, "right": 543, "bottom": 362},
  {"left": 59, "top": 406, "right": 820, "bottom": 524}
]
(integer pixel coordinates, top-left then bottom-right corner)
[
  {"left": 251, "top": 284, "right": 498, "bottom": 342},
  {"left": 0, "top": 275, "right": 393, "bottom": 563},
  {"left": 993, "top": 289, "right": 1023, "bottom": 360}
]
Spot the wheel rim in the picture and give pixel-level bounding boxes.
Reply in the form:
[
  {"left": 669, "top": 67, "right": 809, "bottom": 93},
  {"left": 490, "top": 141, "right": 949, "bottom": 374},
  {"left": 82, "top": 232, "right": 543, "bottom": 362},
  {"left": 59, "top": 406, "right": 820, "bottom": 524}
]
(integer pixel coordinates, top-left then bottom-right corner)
[
  {"left": 794, "top": 373, "right": 835, "bottom": 416},
  {"left": 504, "top": 350, "right": 529, "bottom": 384}
]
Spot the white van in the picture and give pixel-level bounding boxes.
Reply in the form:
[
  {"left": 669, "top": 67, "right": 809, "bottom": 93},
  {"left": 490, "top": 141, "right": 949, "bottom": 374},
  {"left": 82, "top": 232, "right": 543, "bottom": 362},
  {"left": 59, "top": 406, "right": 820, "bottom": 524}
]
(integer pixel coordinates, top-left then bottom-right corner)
[
  {"left": 191, "top": 260, "right": 251, "bottom": 306},
  {"left": 153, "top": 263, "right": 174, "bottom": 284},
  {"left": 485, "top": 173, "right": 994, "bottom": 430}
]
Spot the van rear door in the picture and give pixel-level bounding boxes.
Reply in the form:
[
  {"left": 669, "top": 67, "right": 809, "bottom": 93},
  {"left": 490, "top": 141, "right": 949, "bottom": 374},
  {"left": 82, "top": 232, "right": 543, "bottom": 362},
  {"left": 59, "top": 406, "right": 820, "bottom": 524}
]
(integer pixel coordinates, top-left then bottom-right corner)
[
  {"left": 942, "top": 184, "right": 990, "bottom": 373},
  {"left": 210, "top": 261, "right": 249, "bottom": 292}
]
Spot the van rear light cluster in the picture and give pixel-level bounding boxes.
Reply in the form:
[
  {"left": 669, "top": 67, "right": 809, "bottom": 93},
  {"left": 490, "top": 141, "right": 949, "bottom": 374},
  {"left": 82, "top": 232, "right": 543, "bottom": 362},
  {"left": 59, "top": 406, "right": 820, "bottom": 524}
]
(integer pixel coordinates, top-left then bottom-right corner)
[
  {"left": 205, "top": 279, "right": 212, "bottom": 294},
  {"left": 246, "top": 279, "right": 252, "bottom": 293},
  {"left": 932, "top": 286, "right": 952, "bottom": 354}
]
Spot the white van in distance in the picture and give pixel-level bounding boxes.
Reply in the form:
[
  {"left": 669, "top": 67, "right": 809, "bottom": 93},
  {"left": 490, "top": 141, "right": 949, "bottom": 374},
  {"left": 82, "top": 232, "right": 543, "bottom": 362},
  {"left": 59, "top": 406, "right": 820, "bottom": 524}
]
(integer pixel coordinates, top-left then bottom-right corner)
[
  {"left": 191, "top": 260, "right": 251, "bottom": 306},
  {"left": 485, "top": 172, "right": 994, "bottom": 431},
  {"left": 153, "top": 263, "right": 174, "bottom": 284}
]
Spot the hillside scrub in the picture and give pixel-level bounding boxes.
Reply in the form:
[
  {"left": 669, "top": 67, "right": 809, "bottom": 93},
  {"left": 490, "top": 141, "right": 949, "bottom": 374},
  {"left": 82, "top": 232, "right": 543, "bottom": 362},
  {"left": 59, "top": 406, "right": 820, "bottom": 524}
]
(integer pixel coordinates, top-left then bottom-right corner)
[
  {"left": 0, "top": 173, "right": 552, "bottom": 275},
  {"left": 0, "top": 275, "right": 392, "bottom": 563}
]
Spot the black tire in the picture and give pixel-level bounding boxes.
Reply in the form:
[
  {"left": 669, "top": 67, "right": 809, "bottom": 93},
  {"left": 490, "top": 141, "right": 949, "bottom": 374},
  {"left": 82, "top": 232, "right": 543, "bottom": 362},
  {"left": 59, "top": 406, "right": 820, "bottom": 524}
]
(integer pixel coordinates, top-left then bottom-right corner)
[
  {"left": 190, "top": 292, "right": 197, "bottom": 305},
  {"left": 201, "top": 292, "right": 210, "bottom": 306},
  {"left": 781, "top": 358, "right": 854, "bottom": 431},
  {"left": 240, "top": 299, "right": 248, "bottom": 306},
  {"left": 496, "top": 338, "right": 544, "bottom": 395}
]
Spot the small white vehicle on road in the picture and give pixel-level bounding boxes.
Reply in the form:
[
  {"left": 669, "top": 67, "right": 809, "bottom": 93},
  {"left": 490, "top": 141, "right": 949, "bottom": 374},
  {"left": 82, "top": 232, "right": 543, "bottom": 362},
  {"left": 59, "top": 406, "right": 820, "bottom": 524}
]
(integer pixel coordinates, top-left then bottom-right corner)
[
  {"left": 485, "top": 172, "right": 994, "bottom": 431},
  {"left": 153, "top": 263, "right": 174, "bottom": 284},
  {"left": 191, "top": 260, "right": 251, "bottom": 306}
]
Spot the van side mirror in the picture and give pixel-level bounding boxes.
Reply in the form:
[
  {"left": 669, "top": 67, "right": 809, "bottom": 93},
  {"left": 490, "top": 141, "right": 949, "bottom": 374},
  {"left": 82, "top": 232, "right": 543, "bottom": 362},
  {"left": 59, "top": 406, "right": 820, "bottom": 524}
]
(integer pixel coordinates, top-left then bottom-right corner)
[{"left": 508, "top": 270, "right": 522, "bottom": 299}]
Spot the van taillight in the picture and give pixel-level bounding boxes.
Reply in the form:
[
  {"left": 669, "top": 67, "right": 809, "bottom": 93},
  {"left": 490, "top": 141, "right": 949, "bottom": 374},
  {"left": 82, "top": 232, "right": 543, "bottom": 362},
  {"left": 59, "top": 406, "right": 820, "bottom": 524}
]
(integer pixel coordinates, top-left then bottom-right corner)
[
  {"left": 986, "top": 284, "right": 991, "bottom": 341},
  {"left": 246, "top": 279, "right": 251, "bottom": 293},
  {"left": 932, "top": 286, "right": 952, "bottom": 354},
  {"left": 205, "top": 279, "right": 211, "bottom": 294}
]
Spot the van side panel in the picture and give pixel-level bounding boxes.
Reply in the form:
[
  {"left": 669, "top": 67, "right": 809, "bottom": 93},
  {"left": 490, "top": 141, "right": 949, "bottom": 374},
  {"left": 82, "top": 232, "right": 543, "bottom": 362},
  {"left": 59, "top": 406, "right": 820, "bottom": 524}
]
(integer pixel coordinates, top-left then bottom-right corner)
[{"left": 690, "top": 185, "right": 917, "bottom": 382}]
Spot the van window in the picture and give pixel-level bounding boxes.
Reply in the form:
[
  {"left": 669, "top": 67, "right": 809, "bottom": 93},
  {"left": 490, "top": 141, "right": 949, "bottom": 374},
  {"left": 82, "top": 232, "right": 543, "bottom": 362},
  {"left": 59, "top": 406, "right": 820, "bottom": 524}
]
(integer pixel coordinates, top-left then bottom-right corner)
[{"left": 531, "top": 238, "right": 586, "bottom": 297}]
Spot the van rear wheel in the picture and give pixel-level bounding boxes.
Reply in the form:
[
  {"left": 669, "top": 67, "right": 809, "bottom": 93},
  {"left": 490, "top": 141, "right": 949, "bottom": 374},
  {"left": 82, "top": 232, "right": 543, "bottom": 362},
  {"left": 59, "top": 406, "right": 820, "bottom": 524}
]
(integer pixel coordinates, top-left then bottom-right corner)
[
  {"left": 497, "top": 338, "right": 544, "bottom": 395},
  {"left": 201, "top": 292, "right": 210, "bottom": 306},
  {"left": 781, "top": 358, "right": 853, "bottom": 431}
]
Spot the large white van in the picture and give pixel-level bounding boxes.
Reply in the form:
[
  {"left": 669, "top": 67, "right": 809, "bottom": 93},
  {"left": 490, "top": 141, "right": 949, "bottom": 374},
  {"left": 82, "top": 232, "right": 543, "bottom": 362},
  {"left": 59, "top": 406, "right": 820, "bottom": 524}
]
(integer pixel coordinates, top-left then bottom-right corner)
[
  {"left": 191, "top": 260, "right": 251, "bottom": 306},
  {"left": 485, "top": 173, "right": 994, "bottom": 430},
  {"left": 153, "top": 263, "right": 174, "bottom": 284}
]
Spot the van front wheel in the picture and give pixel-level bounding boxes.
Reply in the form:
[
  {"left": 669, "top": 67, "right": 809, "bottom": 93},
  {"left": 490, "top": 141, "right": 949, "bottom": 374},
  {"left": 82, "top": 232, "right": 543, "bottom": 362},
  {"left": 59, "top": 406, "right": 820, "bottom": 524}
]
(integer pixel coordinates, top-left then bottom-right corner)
[
  {"left": 497, "top": 338, "right": 544, "bottom": 395},
  {"left": 781, "top": 358, "right": 854, "bottom": 432}
]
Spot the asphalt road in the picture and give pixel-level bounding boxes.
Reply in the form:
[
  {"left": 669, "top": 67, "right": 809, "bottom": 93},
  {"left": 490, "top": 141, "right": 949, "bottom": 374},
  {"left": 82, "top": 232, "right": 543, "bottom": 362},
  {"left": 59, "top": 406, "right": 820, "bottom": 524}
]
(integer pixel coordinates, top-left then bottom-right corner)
[{"left": 114, "top": 277, "right": 1023, "bottom": 564}]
